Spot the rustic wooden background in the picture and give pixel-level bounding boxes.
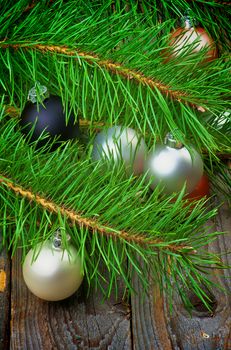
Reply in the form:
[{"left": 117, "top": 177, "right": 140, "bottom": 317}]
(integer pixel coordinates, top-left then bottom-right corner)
[{"left": 0, "top": 197, "right": 230, "bottom": 350}]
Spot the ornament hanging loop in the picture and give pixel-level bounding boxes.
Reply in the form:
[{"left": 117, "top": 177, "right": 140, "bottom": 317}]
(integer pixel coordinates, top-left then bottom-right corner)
[{"left": 28, "top": 81, "right": 49, "bottom": 103}]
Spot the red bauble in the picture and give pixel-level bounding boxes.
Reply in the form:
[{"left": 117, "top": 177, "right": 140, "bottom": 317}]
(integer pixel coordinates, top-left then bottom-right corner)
[
  {"left": 169, "top": 22, "right": 217, "bottom": 62},
  {"left": 184, "top": 174, "right": 210, "bottom": 201}
]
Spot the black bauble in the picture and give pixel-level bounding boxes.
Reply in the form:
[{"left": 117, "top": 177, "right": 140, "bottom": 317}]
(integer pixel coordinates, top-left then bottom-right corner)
[{"left": 20, "top": 95, "right": 80, "bottom": 149}]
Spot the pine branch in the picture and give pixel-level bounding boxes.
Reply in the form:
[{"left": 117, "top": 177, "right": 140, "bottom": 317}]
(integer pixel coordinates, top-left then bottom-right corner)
[
  {"left": 0, "top": 108, "right": 224, "bottom": 256},
  {"left": 0, "top": 0, "right": 230, "bottom": 156},
  {"left": 0, "top": 96, "right": 228, "bottom": 307},
  {"left": 5, "top": 105, "right": 105, "bottom": 128},
  {"left": 5, "top": 104, "right": 231, "bottom": 159},
  {"left": 0, "top": 175, "right": 195, "bottom": 253},
  {"left": 0, "top": 42, "right": 194, "bottom": 108}
]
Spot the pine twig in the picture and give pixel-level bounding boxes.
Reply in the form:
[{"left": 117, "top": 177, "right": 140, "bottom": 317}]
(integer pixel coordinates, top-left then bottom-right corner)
[
  {"left": 5, "top": 105, "right": 105, "bottom": 128},
  {"left": 0, "top": 175, "right": 196, "bottom": 254},
  {"left": 4, "top": 105, "right": 231, "bottom": 159},
  {"left": 1, "top": 42, "right": 199, "bottom": 108}
]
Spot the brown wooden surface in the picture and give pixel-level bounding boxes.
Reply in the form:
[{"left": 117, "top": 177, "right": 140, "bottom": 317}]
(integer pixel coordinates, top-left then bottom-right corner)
[
  {"left": 0, "top": 235, "right": 11, "bottom": 350},
  {"left": 0, "top": 199, "right": 230, "bottom": 349},
  {"left": 131, "top": 200, "right": 231, "bottom": 350}
]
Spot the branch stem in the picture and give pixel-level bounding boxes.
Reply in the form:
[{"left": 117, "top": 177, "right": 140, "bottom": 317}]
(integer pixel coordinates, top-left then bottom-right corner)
[
  {"left": 4, "top": 105, "right": 231, "bottom": 159},
  {"left": 1, "top": 42, "right": 198, "bottom": 108},
  {"left": 0, "top": 174, "right": 195, "bottom": 253}
]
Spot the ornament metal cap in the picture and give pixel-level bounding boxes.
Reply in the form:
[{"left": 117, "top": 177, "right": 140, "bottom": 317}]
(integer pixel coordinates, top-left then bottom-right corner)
[
  {"left": 164, "top": 132, "right": 183, "bottom": 149},
  {"left": 52, "top": 229, "right": 71, "bottom": 250},
  {"left": 181, "top": 9, "right": 198, "bottom": 29},
  {"left": 28, "top": 81, "right": 49, "bottom": 103},
  {"left": 182, "top": 16, "right": 193, "bottom": 29}
]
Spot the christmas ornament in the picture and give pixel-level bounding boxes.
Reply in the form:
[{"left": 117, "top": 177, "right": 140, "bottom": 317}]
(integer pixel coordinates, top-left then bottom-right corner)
[
  {"left": 184, "top": 174, "right": 210, "bottom": 201},
  {"left": 20, "top": 82, "right": 80, "bottom": 148},
  {"left": 211, "top": 110, "right": 231, "bottom": 132},
  {"left": 168, "top": 15, "right": 217, "bottom": 61},
  {"left": 144, "top": 132, "right": 203, "bottom": 195},
  {"left": 23, "top": 231, "right": 83, "bottom": 301},
  {"left": 91, "top": 126, "right": 147, "bottom": 175}
]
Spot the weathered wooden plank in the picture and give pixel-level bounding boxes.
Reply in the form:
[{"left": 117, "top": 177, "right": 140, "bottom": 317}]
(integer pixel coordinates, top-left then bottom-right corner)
[
  {"left": 10, "top": 250, "right": 131, "bottom": 350},
  {"left": 167, "top": 200, "right": 231, "bottom": 350},
  {"left": 0, "top": 234, "right": 11, "bottom": 350},
  {"left": 131, "top": 281, "right": 172, "bottom": 350},
  {"left": 131, "top": 199, "right": 231, "bottom": 350}
]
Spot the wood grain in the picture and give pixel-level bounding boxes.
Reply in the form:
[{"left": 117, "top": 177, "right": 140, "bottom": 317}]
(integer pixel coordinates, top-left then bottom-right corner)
[
  {"left": 131, "top": 281, "right": 173, "bottom": 350},
  {"left": 0, "top": 234, "right": 11, "bottom": 350},
  {"left": 131, "top": 198, "right": 231, "bottom": 350},
  {"left": 10, "top": 252, "right": 131, "bottom": 350}
]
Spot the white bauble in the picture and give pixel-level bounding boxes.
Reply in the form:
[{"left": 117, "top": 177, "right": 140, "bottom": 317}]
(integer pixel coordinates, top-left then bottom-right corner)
[
  {"left": 23, "top": 238, "right": 83, "bottom": 301},
  {"left": 91, "top": 126, "right": 147, "bottom": 175},
  {"left": 144, "top": 133, "right": 203, "bottom": 194}
]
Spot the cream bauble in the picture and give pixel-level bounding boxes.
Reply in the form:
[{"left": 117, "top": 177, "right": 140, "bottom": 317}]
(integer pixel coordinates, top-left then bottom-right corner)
[
  {"left": 91, "top": 126, "right": 147, "bottom": 175},
  {"left": 23, "top": 234, "right": 83, "bottom": 301},
  {"left": 144, "top": 132, "right": 204, "bottom": 195}
]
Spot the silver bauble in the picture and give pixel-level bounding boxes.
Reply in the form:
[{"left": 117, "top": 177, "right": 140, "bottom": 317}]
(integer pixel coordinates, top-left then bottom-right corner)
[
  {"left": 91, "top": 126, "right": 147, "bottom": 175},
  {"left": 212, "top": 110, "right": 231, "bottom": 132},
  {"left": 23, "top": 236, "right": 83, "bottom": 301},
  {"left": 144, "top": 133, "right": 203, "bottom": 194}
]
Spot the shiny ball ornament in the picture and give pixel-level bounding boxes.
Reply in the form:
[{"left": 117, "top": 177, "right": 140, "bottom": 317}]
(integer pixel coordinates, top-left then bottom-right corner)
[
  {"left": 212, "top": 110, "right": 231, "bottom": 132},
  {"left": 169, "top": 17, "right": 217, "bottom": 62},
  {"left": 23, "top": 234, "right": 83, "bottom": 301},
  {"left": 20, "top": 83, "right": 80, "bottom": 149},
  {"left": 204, "top": 110, "right": 231, "bottom": 134},
  {"left": 91, "top": 126, "right": 147, "bottom": 175},
  {"left": 144, "top": 133, "right": 204, "bottom": 195}
]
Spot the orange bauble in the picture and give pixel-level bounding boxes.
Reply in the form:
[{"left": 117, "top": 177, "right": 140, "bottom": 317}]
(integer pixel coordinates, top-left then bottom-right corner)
[
  {"left": 168, "top": 21, "right": 217, "bottom": 62},
  {"left": 184, "top": 174, "right": 210, "bottom": 201}
]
